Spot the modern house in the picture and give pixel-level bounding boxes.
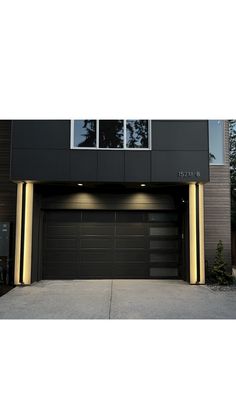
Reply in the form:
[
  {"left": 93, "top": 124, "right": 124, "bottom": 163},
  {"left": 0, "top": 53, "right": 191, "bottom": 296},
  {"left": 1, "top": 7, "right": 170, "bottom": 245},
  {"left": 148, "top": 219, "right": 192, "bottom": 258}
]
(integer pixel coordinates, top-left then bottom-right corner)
[{"left": 0, "top": 120, "right": 231, "bottom": 286}]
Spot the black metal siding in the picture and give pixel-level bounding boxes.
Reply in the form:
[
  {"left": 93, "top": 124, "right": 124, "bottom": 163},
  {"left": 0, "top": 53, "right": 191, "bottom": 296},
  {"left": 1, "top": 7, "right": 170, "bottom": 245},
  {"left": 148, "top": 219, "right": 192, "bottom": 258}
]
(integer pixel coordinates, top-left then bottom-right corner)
[
  {"left": 0, "top": 121, "right": 16, "bottom": 284},
  {"left": 11, "top": 120, "right": 209, "bottom": 183}
]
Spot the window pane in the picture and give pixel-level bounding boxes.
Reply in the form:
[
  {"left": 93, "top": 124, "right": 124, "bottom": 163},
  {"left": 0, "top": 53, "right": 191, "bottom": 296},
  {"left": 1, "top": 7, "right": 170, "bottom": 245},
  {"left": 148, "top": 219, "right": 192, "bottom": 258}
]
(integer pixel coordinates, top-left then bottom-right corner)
[
  {"left": 150, "top": 240, "right": 178, "bottom": 249},
  {"left": 73, "top": 120, "right": 96, "bottom": 148},
  {"left": 99, "top": 120, "right": 124, "bottom": 148},
  {"left": 150, "top": 253, "right": 178, "bottom": 262},
  {"left": 149, "top": 227, "right": 178, "bottom": 236},
  {"left": 209, "top": 120, "right": 224, "bottom": 165},
  {"left": 148, "top": 212, "right": 178, "bottom": 222},
  {"left": 126, "top": 120, "right": 149, "bottom": 148},
  {"left": 150, "top": 267, "right": 178, "bottom": 277}
]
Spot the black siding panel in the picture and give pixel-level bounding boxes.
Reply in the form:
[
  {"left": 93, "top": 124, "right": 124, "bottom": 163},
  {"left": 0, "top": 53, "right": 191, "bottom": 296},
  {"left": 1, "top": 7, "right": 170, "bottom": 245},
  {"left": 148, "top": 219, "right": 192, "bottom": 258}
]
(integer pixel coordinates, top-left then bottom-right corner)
[
  {"left": 10, "top": 120, "right": 209, "bottom": 183},
  {"left": 97, "top": 151, "right": 125, "bottom": 182},
  {"left": 151, "top": 150, "right": 209, "bottom": 182},
  {"left": 12, "top": 120, "right": 70, "bottom": 149},
  {"left": 124, "top": 151, "right": 151, "bottom": 182},
  {"left": 70, "top": 150, "right": 98, "bottom": 181},
  {"left": 0, "top": 121, "right": 16, "bottom": 284},
  {"left": 11, "top": 149, "right": 70, "bottom": 181},
  {"left": 152, "top": 120, "right": 209, "bottom": 150}
]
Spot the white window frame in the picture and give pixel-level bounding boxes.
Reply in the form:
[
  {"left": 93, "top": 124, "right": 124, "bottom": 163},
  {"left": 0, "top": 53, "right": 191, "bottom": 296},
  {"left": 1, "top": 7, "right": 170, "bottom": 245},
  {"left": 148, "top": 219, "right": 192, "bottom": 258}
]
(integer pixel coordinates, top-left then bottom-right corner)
[
  {"left": 124, "top": 119, "right": 151, "bottom": 151},
  {"left": 70, "top": 120, "right": 99, "bottom": 150},
  {"left": 70, "top": 120, "right": 152, "bottom": 150}
]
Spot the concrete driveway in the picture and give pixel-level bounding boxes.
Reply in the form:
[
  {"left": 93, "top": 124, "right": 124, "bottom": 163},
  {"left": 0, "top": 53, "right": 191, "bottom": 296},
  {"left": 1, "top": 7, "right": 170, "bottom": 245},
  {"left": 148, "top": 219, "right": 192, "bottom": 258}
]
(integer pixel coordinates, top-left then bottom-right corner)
[{"left": 0, "top": 279, "right": 236, "bottom": 319}]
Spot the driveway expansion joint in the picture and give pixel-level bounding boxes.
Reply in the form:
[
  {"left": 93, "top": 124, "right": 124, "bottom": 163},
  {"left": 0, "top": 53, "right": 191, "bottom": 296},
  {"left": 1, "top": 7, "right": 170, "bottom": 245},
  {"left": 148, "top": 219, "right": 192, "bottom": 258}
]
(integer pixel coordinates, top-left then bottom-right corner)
[{"left": 108, "top": 280, "right": 113, "bottom": 319}]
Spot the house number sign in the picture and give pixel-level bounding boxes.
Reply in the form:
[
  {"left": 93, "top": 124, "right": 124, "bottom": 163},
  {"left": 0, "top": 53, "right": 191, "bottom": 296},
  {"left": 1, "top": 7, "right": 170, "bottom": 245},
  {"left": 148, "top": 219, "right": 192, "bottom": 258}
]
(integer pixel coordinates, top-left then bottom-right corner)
[{"left": 177, "top": 170, "right": 201, "bottom": 178}]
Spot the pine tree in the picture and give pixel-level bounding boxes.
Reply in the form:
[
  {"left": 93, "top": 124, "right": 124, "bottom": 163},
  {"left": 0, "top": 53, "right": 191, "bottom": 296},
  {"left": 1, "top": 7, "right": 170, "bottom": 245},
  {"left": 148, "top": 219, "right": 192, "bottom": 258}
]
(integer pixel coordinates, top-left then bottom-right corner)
[{"left": 211, "top": 240, "right": 232, "bottom": 285}]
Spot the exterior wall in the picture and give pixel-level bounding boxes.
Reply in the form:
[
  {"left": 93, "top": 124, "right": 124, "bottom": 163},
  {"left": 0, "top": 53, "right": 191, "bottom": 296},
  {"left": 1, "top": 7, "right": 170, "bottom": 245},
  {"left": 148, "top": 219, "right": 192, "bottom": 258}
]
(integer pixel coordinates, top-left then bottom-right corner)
[
  {"left": 0, "top": 121, "right": 17, "bottom": 283},
  {"left": 3, "top": 119, "right": 232, "bottom": 280},
  {"left": 10, "top": 120, "right": 209, "bottom": 183},
  {"left": 0, "top": 121, "right": 16, "bottom": 223},
  {"left": 204, "top": 121, "right": 231, "bottom": 269}
]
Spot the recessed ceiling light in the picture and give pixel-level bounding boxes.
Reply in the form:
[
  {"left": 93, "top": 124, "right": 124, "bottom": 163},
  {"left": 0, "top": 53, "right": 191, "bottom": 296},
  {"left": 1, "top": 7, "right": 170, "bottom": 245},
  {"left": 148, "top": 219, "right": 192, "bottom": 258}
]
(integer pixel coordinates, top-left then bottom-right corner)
[
  {"left": 140, "top": 184, "right": 146, "bottom": 187},
  {"left": 78, "top": 183, "right": 83, "bottom": 186}
]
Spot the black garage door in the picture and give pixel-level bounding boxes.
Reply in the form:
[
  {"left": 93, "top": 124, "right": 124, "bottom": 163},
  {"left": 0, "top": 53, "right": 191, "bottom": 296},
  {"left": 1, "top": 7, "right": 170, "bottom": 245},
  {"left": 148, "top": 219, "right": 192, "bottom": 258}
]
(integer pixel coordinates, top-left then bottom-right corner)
[{"left": 43, "top": 210, "right": 180, "bottom": 279}]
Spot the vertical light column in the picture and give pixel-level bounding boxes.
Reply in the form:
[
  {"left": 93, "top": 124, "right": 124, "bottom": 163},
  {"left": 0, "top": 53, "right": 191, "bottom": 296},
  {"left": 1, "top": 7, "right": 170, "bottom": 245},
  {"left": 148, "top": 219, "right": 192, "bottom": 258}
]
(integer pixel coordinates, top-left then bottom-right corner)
[
  {"left": 22, "top": 182, "right": 34, "bottom": 285},
  {"left": 189, "top": 183, "right": 197, "bottom": 284},
  {"left": 14, "top": 182, "right": 24, "bottom": 285},
  {"left": 198, "top": 183, "right": 205, "bottom": 284}
]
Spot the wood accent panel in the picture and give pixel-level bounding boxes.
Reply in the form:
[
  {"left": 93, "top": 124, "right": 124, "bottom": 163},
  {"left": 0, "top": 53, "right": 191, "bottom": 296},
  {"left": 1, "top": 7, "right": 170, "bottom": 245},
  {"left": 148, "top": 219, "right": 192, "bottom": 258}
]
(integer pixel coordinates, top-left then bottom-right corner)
[{"left": 204, "top": 121, "right": 231, "bottom": 269}]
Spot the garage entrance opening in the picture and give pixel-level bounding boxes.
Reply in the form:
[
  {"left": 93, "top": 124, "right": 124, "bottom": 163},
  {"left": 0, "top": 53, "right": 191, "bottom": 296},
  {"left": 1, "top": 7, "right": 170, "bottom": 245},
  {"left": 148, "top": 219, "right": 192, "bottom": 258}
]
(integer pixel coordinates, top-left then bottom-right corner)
[{"left": 43, "top": 210, "right": 181, "bottom": 279}]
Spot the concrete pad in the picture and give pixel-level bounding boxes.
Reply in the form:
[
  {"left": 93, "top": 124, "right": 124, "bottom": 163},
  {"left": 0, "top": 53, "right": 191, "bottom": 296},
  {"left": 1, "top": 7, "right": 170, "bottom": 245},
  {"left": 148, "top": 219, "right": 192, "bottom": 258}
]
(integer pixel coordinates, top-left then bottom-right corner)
[
  {"left": 0, "top": 280, "right": 112, "bottom": 319},
  {"left": 110, "top": 280, "right": 236, "bottom": 319},
  {"left": 1, "top": 279, "right": 236, "bottom": 319}
]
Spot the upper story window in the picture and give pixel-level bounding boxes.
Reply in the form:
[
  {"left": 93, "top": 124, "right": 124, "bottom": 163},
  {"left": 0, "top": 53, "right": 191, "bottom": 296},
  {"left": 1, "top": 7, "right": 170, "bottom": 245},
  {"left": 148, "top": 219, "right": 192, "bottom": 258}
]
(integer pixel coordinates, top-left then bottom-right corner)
[
  {"left": 99, "top": 120, "right": 124, "bottom": 148},
  {"left": 209, "top": 120, "right": 224, "bottom": 165},
  {"left": 71, "top": 120, "right": 151, "bottom": 150},
  {"left": 126, "top": 120, "right": 149, "bottom": 148},
  {"left": 73, "top": 120, "right": 97, "bottom": 148}
]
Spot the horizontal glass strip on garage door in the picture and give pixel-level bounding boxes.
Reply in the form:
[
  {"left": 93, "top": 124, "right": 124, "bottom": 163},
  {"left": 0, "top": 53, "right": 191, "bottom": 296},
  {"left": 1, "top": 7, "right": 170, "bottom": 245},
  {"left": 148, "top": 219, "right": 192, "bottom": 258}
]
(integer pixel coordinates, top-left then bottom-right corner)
[
  {"left": 150, "top": 253, "right": 178, "bottom": 262},
  {"left": 115, "top": 249, "right": 148, "bottom": 262},
  {"left": 116, "top": 212, "right": 146, "bottom": 222},
  {"left": 116, "top": 224, "right": 146, "bottom": 235},
  {"left": 150, "top": 267, "right": 178, "bottom": 277},
  {"left": 43, "top": 263, "right": 77, "bottom": 279},
  {"left": 45, "top": 238, "right": 77, "bottom": 249},
  {"left": 80, "top": 250, "right": 114, "bottom": 262},
  {"left": 80, "top": 238, "right": 114, "bottom": 249},
  {"left": 112, "top": 263, "right": 148, "bottom": 278},
  {"left": 78, "top": 263, "right": 148, "bottom": 278},
  {"left": 150, "top": 240, "right": 178, "bottom": 249},
  {"left": 149, "top": 226, "right": 178, "bottom": 236},
  {"left": 148, "top": 212, "right": 178, "bottom": 222},
  {"left": 44, "top": 250, "right": 78, "bottom": 263},
  {"left": 79, "top": 224, "right": 115, "bottom": 235},
  {"left": 82, "top": 211, "right": 115, "bottom": 222},
  {"left": 46, "top": 224, "right": 78, "bottom": 236}
]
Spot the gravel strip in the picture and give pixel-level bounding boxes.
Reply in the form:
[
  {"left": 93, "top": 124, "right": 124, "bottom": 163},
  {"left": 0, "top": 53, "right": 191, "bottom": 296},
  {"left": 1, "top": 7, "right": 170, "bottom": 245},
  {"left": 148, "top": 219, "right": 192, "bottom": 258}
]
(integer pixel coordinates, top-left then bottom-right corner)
[{"left": 206, "top": 284, "right": 236, "bottom": 292}]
